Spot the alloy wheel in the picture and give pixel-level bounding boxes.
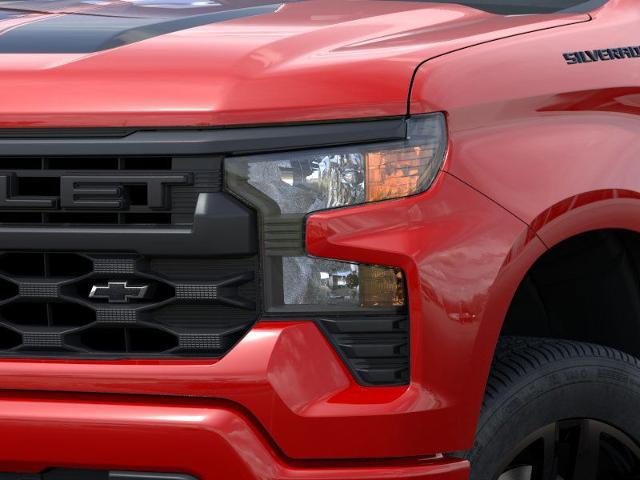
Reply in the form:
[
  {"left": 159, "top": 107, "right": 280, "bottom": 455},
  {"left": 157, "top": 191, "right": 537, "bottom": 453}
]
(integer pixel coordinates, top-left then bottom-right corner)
[{"left": 497, "top": 419, "right": 640, "bottom": 480}]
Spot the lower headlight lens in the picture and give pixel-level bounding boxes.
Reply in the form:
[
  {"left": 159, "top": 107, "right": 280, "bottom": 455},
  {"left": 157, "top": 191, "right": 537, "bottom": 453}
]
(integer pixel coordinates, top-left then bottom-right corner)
[{"left": 282, "top": 257, "right": 405, "bottom": 308}]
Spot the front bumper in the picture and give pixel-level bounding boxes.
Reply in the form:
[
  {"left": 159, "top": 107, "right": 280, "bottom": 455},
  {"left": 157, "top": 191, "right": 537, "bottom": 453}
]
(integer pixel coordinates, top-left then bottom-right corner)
[{"left": 0, "top": 392, "right": 468, "bottom": 480}]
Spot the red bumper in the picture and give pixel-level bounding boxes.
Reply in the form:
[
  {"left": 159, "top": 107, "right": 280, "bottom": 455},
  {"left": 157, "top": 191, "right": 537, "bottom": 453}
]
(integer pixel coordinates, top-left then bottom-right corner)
[{"left": 0, "top": 393, "right": 468, "bottom": 480}]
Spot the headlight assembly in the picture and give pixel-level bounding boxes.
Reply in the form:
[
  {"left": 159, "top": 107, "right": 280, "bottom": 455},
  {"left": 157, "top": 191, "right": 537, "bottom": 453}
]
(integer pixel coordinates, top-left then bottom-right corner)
[{"left": 225, "top": 113, "right": 447, "bottom": 313}]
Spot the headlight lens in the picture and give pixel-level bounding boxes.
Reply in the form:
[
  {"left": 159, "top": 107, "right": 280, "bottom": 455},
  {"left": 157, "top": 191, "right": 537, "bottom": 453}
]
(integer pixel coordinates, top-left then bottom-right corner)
[
  {"left": 226, "top": 113, "right": 446, "bottom": 215},
  {"left": 225, "top": 114, "right": 446, "bottom": 313}
]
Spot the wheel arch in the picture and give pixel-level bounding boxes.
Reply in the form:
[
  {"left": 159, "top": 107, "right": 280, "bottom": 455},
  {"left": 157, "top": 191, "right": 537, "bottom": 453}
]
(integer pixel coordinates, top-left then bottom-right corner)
[{"left": 470, "top": 198, "right": 640, "bottom": 447}]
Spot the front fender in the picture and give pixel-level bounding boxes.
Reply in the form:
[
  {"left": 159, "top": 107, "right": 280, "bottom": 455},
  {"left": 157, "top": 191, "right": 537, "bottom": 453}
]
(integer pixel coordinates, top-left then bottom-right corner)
[{"left": 409, "top": 0, "right": 640, "bottom": 241}]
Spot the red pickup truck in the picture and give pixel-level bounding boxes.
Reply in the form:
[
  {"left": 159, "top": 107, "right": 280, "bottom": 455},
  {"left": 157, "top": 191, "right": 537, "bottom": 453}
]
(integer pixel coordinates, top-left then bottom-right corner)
[{"left": 0, "top": 0, "right": 637, "bottom": 479}]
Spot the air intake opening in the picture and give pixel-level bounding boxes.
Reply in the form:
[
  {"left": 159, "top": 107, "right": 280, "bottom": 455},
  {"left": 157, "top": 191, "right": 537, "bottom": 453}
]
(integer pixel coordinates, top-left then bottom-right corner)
[
  {"left": 0, "top": 325, "right": 20, "bottom": 349},
  {"left": 73, "top": 326, "right": 178, "bottom": 354},
  {"left": 0, "top": 302, "right": 96, "bottom": 327}
]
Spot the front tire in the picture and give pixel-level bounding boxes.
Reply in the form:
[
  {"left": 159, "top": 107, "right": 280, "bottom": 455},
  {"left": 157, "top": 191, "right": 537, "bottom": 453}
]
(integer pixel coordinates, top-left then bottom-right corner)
[{"left": 468, "top": 337, "right": 640, "bottom": 480}]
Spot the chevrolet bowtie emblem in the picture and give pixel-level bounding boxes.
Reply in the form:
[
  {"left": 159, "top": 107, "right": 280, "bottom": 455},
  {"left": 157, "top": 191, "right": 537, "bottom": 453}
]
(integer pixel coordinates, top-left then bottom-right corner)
[{"left": 89, "top": 281, "right": 149, "bottom": 304}]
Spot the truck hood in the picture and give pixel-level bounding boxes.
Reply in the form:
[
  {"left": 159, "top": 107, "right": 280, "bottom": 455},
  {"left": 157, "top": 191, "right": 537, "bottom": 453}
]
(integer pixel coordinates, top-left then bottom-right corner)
[{"left": 0, "top": 0, "right": 588, "bottom": 128}]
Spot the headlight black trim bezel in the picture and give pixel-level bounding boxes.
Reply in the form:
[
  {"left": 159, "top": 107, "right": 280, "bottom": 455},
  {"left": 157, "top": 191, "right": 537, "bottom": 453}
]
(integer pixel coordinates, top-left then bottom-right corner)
[{"left": 0, "top": 117, "right": 407, "bottom": 156}]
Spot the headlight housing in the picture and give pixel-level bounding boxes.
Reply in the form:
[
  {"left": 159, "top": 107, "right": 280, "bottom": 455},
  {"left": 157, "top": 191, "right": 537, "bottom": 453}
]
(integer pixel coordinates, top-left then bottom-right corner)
[{"left": 225, "top": 113, "right": 447, "bottom": 313}]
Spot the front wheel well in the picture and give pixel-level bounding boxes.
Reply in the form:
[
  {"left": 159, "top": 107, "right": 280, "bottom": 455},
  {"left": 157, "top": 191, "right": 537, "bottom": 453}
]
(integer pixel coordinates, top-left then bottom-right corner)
[{"left": 502, "top": 229, "right": 640, "bottom": 358}]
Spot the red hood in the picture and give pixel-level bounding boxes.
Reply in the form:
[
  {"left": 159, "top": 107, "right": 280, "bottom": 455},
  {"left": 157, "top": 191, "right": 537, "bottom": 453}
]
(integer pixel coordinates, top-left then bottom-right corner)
[{"left": 0, "top": 0, "right": 588, "bottom": 128}]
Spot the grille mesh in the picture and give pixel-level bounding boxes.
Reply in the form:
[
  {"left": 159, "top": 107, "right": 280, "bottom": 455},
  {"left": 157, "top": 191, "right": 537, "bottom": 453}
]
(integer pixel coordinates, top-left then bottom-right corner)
[{"left": 0, "top": 252, "right": 258, "bottom": 357}]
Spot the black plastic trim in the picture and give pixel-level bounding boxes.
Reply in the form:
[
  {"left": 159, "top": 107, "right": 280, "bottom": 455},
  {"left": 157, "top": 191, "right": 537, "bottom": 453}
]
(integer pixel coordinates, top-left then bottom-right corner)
[
  {"left": 0, "top": 192, "right": 256, "bottom": 255},
  {"left": 110, "top": 474, "right": 197, "bottom": 480},
  {"left": 0, "top": 470, "right": 197, "bottom": 480},
  {"left": 315, "top": 316, "right": 410, "bottom": 387},
  {"left": 0, "top": 118, "right": 407, "bottom": 156}
]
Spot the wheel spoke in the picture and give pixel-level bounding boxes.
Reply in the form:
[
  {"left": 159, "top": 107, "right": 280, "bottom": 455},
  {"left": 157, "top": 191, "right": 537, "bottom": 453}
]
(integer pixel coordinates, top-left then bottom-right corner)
[
  {"left": 498, "top": 419, "right": 640, "bottom": 480},
  {"left": 538, "top": 423, "right": 560, "bottom": 480},
  {"left": 571, "top": 419, "right": 602, "bottom": 480},
  {"left": 499, "top": 466, "right": 533, "bottom": 480}
]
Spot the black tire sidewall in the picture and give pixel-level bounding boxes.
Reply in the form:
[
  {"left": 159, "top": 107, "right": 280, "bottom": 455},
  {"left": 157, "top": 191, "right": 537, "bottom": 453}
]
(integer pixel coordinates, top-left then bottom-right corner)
[{"left": 469, "top": 349, "right": 640, "bottom": 480}]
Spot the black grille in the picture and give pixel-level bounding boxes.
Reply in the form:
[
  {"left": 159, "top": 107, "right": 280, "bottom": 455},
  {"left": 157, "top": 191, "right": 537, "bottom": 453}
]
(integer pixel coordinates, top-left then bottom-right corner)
[
  {"left": 318, "top": 316, "right": 410, "bottom": 386},
  {"left": 0, "top": 152, "right": 257, "bottom": 358},
  {"left": 0, "top": 252, "right": 258, "bottom": 357},
  {"left": 0, "top": 156, "right": 220, "bottom": 226}
]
